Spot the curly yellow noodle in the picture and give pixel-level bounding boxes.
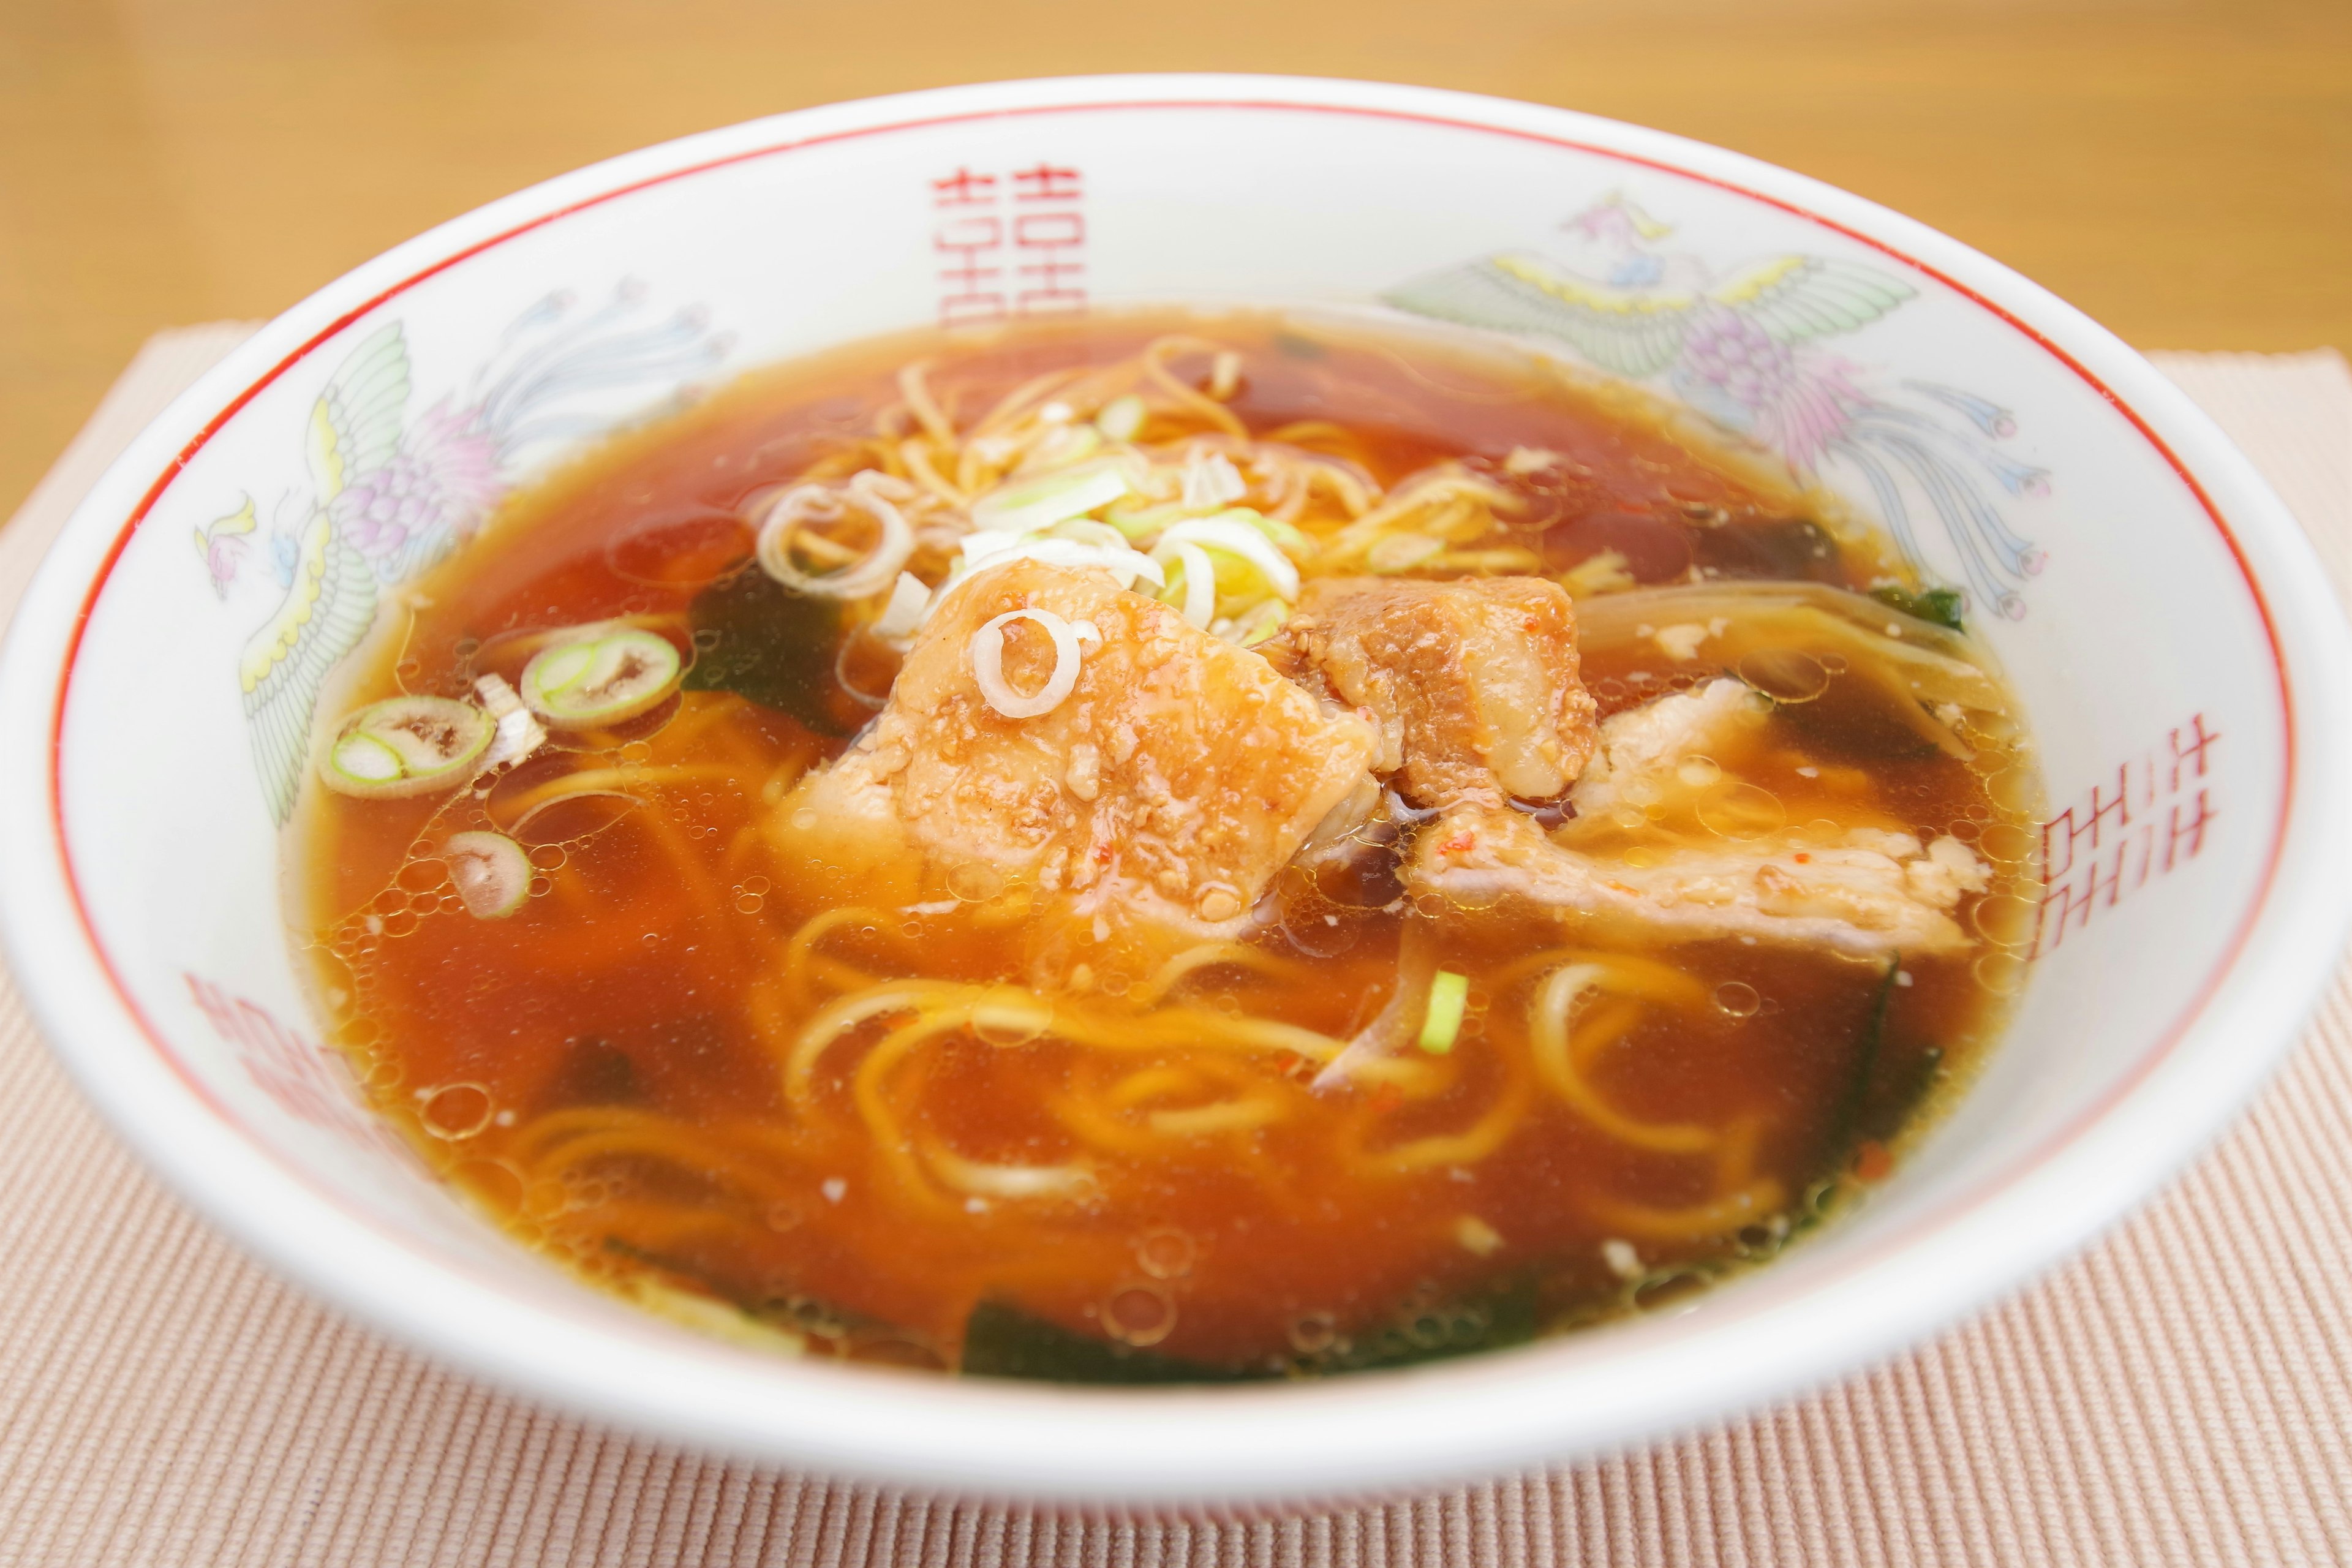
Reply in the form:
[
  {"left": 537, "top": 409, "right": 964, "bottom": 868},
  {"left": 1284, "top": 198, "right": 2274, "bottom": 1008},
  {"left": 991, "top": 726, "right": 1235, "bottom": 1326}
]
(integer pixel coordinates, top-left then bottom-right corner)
[
  {"left": 523, "top": 1123, "right": 802, "bottom": 1207},
  {"left": 1140, "top": 336, "right": 1249, "bottom": 437},
  {"left": 778, "top": 907, "right": 909, "bottom": 1013},
  {"left": 1347, "top": 1047, "right": 1535, "bottom": 1176},
  {"left": 783, "top": 980, "right": 976, "bottom": 1099},
  {"left": 1129, "top": 941, "right": 1309, "bottom": 1007},
  {"left": 1529, "top": 964, "right": 1718, "bottom": 1154},
  {"left": 968, "top": 364, "right": 1090, "bottom": 439},
  {"left": 1582, "top": 1180, "right": 1789, "bottom": 1242},
  {"left": 895, "top": 361, "right": 957, "bottom": 447},
  {"left": 897, "top": 437, "right": 968, "bottom": 506}
]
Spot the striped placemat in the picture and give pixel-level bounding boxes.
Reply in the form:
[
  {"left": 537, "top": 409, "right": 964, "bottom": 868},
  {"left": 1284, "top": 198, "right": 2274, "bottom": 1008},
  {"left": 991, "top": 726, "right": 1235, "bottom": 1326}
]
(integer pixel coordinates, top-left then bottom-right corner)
[{"left": 1, "top": 328, "right": 2346, "bottom": 1567}]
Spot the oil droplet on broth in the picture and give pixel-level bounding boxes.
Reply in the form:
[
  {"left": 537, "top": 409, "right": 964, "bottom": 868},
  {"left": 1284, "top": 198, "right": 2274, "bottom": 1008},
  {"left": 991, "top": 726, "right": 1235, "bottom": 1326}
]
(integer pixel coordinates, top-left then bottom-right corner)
[
  {"left": 1104, "top": 1283, "right": 1176, "bottom": 1348},
  {"left": 1287, "top": 1310, "right": 1340, "bottom": 1355},
  {"left": 1675, "top": 755, "right": 1723, "bottom": 790},
  {"left": 1714, "top": 981, "right": 1762, "bottom": 1018},
  {"left": 417, "top": 1082, "right": 496, "bottom": 1140},
  {"left": 1977, "top": 821, "right": 2036, "bottom": 864},
  {"left": 1136, "top": 1227, "right": 1196, "bottom": 1280},
  {"left": 946, "top": 861, "right": 1005, "bottom": 903},
  {"left": 1970, "top": 893, "right": 2039, "bottom": 947},
  {"left": 1973, "top": 949, "right": 2030, "bottom": 997},
  {"left": 1736, "top": 648, "right": 1830, "bottom": 703},
  {"left": 1698, "top": 782, "right": 1786, "bottom": 840}
]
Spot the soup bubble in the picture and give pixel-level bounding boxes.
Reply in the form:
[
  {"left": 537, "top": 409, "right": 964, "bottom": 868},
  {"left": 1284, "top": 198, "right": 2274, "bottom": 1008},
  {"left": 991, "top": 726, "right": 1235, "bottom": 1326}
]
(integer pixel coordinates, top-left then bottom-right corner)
[
  {"left": 1973, "top": 950, "right": 2030, "bottom": 997},
  {"left": 1698, "top": 782, "right": 1786, "bottom": 840},
  {"left": 417, "top": 1082, "right": 496, "bottom": 1140},
  {"left": 1136, "top": 1227, "right": 1197, "bottom": 1280},
  {"left": 1714, "top": 981, "right": 1762, "bottom": 1018},
  {"left": 1103, "top": 1283, "right": 1176, "bottom": 1348},
  {"left": 1737, "top": 648, "right": 1830, "bottom": 703},
  {"left": 1287, "top": 1310, "right": 1340, "bottom": 1355},
  {"left": 1970, "top": 893, "right": 2038, "bottom": 947},
  {"left": 947, "top": 862, "right": 1006, "bottom": 903},
  {"left": 1984, "top": 767, "right": 2039, "bottom": 813},
  {"left": 1977, "top": 821, "right": 2036, "bottom": 864},
  {"left": 1676, "top": 755, "right": 1722, "bottom": 789}
]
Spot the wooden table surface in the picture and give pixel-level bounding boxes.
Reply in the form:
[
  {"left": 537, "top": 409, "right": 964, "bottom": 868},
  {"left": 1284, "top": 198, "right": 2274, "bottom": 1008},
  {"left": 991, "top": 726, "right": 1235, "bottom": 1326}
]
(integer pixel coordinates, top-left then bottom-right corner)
[{"left": 2, "top": 0, "right": 2345, "bottom": 520}]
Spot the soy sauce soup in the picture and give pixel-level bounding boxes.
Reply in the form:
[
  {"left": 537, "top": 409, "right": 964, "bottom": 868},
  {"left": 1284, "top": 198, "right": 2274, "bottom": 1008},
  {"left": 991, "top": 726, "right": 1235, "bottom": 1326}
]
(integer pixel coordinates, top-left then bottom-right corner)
[{"left": 298, "top": 311, "right": 2038, "bottom": 1380}]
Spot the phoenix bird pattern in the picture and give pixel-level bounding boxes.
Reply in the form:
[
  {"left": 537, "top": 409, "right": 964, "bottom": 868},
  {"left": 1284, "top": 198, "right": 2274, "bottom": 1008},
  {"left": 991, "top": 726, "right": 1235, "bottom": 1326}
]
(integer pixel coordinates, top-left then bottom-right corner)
[
  {"left": 196, "top": 282, "right": 728, "bottom": 824},
  {"left": 1385, "top": 193, "right": 2047, "bottom": 617}
]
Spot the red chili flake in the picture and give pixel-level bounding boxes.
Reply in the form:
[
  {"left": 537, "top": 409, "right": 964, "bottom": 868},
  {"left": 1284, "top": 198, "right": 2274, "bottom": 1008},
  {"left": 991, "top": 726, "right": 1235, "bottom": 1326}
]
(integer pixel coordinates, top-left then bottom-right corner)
[
  {"left": 1853, "top": 1140, "right": 1894, "bottom": 1182},
  {"left": 1370, "top": 1085, "right": 1404, "bottom": 1115},
  {"left": 1437, "top": 832, "right": 1476, "bottom": 854},
  {"left": 1093, "top": 843, "right": 1115, "bottom": 863},
  {"left": 1793, "top": 852, "right": 1812, "bottom": 864}
]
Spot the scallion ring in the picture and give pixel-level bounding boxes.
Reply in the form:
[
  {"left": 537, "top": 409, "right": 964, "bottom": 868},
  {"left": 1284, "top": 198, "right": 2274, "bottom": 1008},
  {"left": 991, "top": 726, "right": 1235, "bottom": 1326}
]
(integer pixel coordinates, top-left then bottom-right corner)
[
  {"left": 443, "top": 831, "right": 532, "bottom": 919},
  {"left": 755, "top": 474, "right": 914, "bottom": 599},
  {"left": 519, "top": 625, "right": 684, "bottom": 729},
  {"left": 970, "top": 608, "right": 1082, "bottom": 720},
  {"left": 321, "top": 695, "right": 494, "bottom": 799}
]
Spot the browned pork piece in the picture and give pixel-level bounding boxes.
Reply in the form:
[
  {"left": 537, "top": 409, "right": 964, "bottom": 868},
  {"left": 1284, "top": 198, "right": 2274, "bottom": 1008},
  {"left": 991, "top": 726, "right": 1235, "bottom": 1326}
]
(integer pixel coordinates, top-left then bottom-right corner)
[
  {"left": 773, "top": 560, "right": 1379, "bottom": 937},
  {"left": 1269, "top": 576, "right": 1599, "bottom": 810},
  {"left": 1406, "top": 805, "right": 1989, "bottom": 957}
]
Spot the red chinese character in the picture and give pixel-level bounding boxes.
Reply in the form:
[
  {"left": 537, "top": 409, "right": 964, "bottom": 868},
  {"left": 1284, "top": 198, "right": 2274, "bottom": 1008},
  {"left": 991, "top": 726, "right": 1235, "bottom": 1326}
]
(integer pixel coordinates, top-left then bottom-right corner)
[
  {"left": 1014, "top": 211, "right": 1085, "bottom": 249},
  {"left": 2167, "top": 714, "right": 2220, "bottom": 793},
  {"left": 931, "top": 167, "right": 997, "bottom": 208},
  {"left": 1011, "top": 163, "right": 1083, "bottom": 201}
]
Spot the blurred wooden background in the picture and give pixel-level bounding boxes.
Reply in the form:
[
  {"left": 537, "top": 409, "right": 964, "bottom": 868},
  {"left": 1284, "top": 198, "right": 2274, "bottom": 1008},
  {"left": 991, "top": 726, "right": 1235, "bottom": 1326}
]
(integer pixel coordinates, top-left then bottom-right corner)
[{"left": 2, "top": 0, "right": 2345, "bottom": 519}]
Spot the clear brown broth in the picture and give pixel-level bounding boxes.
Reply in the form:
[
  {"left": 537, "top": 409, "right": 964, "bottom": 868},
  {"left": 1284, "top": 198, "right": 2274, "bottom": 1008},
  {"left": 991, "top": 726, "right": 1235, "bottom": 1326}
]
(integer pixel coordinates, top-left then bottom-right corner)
[{"left": 298, "top": 311, "right": 2035, "bottom": 1380}]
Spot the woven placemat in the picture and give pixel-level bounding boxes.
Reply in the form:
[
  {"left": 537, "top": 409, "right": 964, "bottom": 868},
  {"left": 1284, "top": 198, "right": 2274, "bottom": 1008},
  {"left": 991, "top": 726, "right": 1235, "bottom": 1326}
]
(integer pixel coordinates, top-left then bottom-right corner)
[{"left": 2, "top": 330, "right": 2347, "bottom": 1567}]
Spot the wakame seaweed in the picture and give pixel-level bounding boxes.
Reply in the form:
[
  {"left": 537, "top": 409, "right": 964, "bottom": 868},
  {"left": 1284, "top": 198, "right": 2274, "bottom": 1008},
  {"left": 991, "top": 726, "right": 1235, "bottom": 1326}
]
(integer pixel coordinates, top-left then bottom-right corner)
[
  {"left": 957, "top": 1300, "right": 1270, "bottom": 1384},
  {"left": 1869, "top": 583, "right": 1967, "bottom": 633},
  {"left": 1820, "top": 959, "right": 1902, "bottom": 1175},
  {"left": 680, "top": 566, "right": 854, "bottom": 735}
]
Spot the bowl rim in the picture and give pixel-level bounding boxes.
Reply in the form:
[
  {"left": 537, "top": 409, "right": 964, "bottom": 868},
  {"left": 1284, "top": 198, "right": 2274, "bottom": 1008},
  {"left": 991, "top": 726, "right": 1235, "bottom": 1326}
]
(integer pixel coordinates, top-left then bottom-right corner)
[{"left": 2, "top": 72, "right": 2348, "bottom": 1504}]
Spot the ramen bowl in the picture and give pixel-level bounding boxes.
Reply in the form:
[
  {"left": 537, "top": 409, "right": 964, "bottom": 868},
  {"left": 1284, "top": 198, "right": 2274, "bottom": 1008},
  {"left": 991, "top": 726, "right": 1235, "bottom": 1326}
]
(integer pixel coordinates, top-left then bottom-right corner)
[{"left": 1, "top": 75, "right": 2345, "bottom": 1504}]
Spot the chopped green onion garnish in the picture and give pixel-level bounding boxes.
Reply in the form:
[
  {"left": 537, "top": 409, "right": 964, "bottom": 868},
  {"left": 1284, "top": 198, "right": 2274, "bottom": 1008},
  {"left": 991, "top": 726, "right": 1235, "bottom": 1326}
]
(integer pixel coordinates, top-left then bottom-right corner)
[
  {"left": 1095, "top": 394, "right": 1147, "bottom": 442},
  {"left": 520, "top": 625, "right": 684, "bottom": 730},
  {"left": 1419, "top": 970, "right": 1469, "bottom": 1055},
  {"left": 970, "top": 460, "right": 1133, "bottom": 535},
  {"left": 320, "top": 695, "right": 494, "bottom": 799},
  {"left": 444, "top": 831, "right": 532, "bottom": 919}
]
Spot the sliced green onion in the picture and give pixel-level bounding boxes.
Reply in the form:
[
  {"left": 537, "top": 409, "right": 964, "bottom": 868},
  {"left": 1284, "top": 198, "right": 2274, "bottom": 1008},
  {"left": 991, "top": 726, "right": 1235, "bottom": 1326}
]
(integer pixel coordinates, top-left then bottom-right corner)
[
  {"left": 1155, "top": 516, "right": 1302, "bottom": 601},
  {"left": 520, "top": 625, "right": 684, "bottom": 729},
  {"left": 443, "top": 831, "right": 531, "bottom": 919},
  {"left": 755, "top": 474, "right": 914, "bottom": 599},
  {"left": 970, "top": 608, "right": 1082, "bottom": 720},
  {"left": 1180, "top": 450, "right": 1248, "bottom": 510},
  {"left": 1161, "top": 541, "right": 1216, "bottom": 628},
  {"left": 1095, "top": 394, "right": 1147, "bottom": 441},
  {"left": 956, "top": 531, "right": 1165, "bottom": 594},
  {"left": 970, "top": 459, "right": 1133, "bottom": 534},
  {"left": 1227, "top": 598, "right": 1292, "bottom": 648},
  {"left": 320, "top": 695, "right": 494, "bottom": 799},
  {"left": 870, "top": 571, "right": 932, "bottom": 643},
  {"left": 1232, "top": 507, "right": 1316, "bottom": 560},
  {"left": 1419, "top": 970, "right": 1469, "bottom": 1055}
]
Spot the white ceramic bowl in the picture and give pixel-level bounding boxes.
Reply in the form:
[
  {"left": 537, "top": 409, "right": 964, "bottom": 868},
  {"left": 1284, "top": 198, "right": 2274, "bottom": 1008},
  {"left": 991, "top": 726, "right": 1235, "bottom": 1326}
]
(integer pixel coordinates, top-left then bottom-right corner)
[{"left": 2, "top": 74, "right": 2346, "bottom": 1506}]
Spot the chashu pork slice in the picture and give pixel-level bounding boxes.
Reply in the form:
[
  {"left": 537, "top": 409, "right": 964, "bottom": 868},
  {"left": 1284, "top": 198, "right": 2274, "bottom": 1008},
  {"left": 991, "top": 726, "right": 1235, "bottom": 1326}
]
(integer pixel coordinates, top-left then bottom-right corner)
[
  {"left": 775, "top": 560, "right": 1379, "bottom": 936},
  {"left": 1408, "top": 806, "right": 1989, "bottom": 958},
  {"left": 1270, "top": 576, "right": 1598, "bottom": 810}
]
